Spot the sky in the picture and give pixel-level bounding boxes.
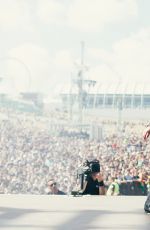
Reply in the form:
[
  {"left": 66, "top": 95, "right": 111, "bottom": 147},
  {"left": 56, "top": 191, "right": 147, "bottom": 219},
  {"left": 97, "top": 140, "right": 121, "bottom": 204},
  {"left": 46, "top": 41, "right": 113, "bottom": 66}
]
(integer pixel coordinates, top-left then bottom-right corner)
[{"left": 0, "top": 0, "right": 150, "bottom": 95}]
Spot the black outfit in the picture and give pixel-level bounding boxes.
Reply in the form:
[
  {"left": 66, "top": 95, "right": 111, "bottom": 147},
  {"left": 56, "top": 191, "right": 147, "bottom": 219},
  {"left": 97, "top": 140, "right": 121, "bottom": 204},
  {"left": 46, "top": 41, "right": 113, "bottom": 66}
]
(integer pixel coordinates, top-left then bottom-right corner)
[
  {"left": 82, "top": 176, "right": 102, "bottom": 195},
  {"left": 144, "top": 192, "right": 150, "bottom": 213}
]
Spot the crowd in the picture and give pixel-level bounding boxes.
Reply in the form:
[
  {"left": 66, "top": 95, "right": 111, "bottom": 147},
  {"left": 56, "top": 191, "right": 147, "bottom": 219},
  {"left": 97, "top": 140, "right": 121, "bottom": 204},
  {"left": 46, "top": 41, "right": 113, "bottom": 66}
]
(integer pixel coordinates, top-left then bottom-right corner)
[{"left": 0, "top": 108, "right": 150, "bottom": 195}]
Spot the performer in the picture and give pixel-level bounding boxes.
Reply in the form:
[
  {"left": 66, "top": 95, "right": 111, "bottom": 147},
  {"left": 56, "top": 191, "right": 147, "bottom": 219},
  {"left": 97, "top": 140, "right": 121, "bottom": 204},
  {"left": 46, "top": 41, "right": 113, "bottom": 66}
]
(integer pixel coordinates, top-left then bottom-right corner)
[
  {"left": 143, "top": 124, "right": 150, "bottom": 213},
  {"left": 143, "top": 125, "right": 150, "bottom": 141}
]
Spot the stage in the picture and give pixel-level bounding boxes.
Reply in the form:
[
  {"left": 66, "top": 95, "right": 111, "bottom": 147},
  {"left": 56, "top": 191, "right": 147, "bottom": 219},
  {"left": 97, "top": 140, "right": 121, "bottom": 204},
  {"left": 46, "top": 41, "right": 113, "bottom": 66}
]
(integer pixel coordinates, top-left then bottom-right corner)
[{"left": 0, "top": 195, "right": 149, "bottom": 230}]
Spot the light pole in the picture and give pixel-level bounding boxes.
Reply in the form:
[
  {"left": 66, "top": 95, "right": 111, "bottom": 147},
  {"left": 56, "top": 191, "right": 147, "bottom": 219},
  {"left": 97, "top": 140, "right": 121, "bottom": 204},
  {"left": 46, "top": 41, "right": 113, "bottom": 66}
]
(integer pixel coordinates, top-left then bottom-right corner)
[
  {"left": 78, "top": 41, "right": 84, "bottom": 125},
  {"left": 117, "top": 97, "right": 123, "bottom": 133}
]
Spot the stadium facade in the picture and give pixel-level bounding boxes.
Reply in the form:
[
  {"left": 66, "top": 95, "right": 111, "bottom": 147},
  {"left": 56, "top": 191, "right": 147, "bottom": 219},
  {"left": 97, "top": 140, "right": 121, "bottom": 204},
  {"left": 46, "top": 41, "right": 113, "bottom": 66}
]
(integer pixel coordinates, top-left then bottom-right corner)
[{"left": 59, "top": 81, "right": 150, "bottom": 109}]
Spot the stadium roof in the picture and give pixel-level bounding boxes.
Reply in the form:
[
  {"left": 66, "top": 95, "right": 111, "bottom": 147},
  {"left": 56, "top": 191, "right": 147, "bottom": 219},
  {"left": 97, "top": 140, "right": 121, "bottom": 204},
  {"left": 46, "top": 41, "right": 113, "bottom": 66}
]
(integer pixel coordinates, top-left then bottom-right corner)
[{"left": 58, "top": 81, "right": 150, "bottom": 95}]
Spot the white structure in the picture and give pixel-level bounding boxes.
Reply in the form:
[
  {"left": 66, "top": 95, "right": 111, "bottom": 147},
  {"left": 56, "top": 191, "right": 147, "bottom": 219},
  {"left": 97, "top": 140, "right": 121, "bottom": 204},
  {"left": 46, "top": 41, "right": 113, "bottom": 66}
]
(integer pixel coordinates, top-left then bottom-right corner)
[{"left": 59, "top": 81, "right": 150, "bottom": 109}]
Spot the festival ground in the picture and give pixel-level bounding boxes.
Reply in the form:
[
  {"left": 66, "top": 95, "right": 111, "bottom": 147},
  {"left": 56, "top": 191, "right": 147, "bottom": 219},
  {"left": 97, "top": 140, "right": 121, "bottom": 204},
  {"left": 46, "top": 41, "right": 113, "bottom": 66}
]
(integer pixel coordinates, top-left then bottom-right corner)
[{"left": 0, "top": 195, "right": 149, "bottom": 230}]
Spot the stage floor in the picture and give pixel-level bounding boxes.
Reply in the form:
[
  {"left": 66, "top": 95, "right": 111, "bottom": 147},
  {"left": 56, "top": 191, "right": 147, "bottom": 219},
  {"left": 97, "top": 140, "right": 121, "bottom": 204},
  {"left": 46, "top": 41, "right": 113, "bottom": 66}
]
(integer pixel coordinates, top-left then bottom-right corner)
[{"left": 0, "top": 195, "right": 149, "bottom": 230}]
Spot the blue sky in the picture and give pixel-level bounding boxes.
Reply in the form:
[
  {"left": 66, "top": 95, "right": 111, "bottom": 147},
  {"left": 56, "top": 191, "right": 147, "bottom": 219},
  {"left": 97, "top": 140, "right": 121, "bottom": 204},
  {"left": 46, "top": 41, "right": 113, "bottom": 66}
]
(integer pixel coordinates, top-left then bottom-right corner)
[{"left": 0, "top": 0, "right": 150, "bottom": 95}]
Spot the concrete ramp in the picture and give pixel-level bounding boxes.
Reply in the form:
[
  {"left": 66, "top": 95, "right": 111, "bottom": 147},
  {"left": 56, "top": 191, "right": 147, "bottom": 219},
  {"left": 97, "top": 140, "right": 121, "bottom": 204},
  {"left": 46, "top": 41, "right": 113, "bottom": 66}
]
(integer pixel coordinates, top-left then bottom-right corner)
[{"left": 0, "top": 195, "right": 149, "bottom": 230}]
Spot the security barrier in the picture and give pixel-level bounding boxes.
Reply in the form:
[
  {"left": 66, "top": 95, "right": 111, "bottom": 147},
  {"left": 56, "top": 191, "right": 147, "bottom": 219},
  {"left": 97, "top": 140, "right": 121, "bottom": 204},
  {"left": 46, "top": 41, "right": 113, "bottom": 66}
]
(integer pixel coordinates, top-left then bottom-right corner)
[{"left": 119, "top": 181, "right": 147, "bottom": 196}]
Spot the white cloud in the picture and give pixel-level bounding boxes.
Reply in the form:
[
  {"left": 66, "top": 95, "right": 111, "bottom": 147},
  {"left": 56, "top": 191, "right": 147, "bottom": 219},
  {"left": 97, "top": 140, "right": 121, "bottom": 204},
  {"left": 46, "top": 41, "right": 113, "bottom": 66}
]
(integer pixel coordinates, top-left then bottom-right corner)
[
  {"left": 0, "top": 44, "right": 75, "bottom": 94},
  {"left": 49, "top": 50, "right": 74, "bottom": 88},
  {"left": 36, "top": 0, "right": 138, "bottom": 31},
  {"left": 112, "top": 30, "right": 150, "bottom": 82},
  {"left": 67, "top": 0, "right": 138, "bottom": 31},
  {"left": 0, "top": 0, "right": 31, "bottom": 29},
  {"left": 87, "top": 64, "right": 119, "bottom": 83},
  {"left": 88, "top": 48, "right": 113, "bottom": 64},
  {"left": 52, "top": 50, "right": 73, "bottom": 71},
  {"left": 37, "top": 0, "right": 66, "bottom": 25},
  {"left": 1, "top": 44, "right": 51, "bottom": 93},
  {"left": 87, "top": 27, "right": 150, "bottom": 84}
]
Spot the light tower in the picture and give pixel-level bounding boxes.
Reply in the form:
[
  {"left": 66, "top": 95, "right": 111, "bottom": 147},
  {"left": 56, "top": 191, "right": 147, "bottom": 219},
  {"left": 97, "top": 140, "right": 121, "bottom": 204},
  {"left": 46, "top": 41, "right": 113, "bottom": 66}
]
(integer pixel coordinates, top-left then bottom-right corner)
[
  {"left": 78, "top": 41, "right": 84, "bottom": 125},
  {"left": 74, "top": 42, "right": 96, "bottom": 125}
]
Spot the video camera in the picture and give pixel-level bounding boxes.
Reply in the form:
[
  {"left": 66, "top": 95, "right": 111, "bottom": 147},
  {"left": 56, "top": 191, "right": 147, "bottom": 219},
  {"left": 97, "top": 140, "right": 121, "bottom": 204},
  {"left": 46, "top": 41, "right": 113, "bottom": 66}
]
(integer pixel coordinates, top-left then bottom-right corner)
[
  {"left": 71, "top": 159, "right": 100, "bottom": 196},
  {"left": 77, "top": 159, "right": 100, "bottom": 176}
]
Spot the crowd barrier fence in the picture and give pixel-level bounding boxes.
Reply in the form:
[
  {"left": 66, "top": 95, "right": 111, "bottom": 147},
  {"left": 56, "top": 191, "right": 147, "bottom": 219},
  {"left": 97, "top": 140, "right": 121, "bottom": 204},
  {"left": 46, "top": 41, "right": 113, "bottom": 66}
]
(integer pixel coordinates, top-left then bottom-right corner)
[{"left": 119, "top": 181, "right": 147, "bottom": 196}]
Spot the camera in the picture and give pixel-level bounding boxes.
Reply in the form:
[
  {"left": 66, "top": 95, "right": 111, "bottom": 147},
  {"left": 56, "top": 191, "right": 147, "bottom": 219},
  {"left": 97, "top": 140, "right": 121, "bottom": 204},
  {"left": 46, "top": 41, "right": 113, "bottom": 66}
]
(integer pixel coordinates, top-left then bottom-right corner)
[
  {"left": 71, "top": 159, "right": 100, "bottom": 196},
  {"left": 77, "top": 159, "right": 100, "bottom": 175}
]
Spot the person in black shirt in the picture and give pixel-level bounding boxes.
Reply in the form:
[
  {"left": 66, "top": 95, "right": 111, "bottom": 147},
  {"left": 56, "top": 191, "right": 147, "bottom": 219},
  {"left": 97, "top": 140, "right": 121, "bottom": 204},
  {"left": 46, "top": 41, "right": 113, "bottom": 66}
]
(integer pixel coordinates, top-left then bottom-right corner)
[{"left": 82, "top": 172, "right": 105, "bottom": 195}]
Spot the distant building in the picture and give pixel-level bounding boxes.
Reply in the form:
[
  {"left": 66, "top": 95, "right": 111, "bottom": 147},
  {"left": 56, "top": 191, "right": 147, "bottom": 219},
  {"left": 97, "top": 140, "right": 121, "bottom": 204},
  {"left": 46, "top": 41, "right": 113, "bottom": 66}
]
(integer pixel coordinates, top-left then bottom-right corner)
[{"left": 59, "top": 81, "right": 150, "bottom": 109}]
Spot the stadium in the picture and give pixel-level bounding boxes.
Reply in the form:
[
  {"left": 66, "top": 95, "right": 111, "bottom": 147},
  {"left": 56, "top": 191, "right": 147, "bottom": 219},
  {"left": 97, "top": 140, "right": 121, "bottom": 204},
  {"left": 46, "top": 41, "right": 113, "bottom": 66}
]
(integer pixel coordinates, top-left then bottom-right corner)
[
  {"left": 54, "top": 79, "right": 150, "bottom": 124},
  {"left": 59, "top": 80, "right": 150, "bottom": 109}
]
